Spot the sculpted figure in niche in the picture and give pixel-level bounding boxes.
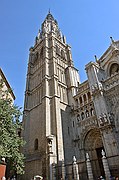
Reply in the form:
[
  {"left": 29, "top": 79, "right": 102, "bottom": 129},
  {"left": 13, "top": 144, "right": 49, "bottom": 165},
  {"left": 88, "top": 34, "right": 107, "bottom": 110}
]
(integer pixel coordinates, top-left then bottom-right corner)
[
  {"left": 98, "top": 82, "right": 103, "bottom": 91},
  {"left": 91, "top": 85, "right": 95, "bottom": 92},
  {"left": 71, "top": 103, "right": 74, "bottom": 111},
  {"left": 94, "top": 83, "right": 98, "bottom": 90},
  {"left": 110, "top": 63, "right": 119, "bottom": 76},
  {"left": 48, "top": 139, "right": 53, "bottom": 154}
]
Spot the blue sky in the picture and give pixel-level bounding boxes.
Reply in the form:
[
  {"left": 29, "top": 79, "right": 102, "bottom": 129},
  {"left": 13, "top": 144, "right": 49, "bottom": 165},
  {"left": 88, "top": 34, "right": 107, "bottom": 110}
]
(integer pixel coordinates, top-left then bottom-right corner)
[{"left": 0, "top": 0, "right": 119, "bottom": 108}]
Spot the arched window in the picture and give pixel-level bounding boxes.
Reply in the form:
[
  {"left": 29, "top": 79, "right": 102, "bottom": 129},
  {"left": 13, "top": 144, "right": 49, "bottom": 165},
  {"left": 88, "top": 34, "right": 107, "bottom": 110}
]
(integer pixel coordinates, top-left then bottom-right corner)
[
  {"left": 83, "top": 94, "right": 87, "bottom": 103},
  {"left": 90, "top": 108, "right": 94, "bottom": 116},
  {"left": 81, "top": 112, "right": 85, "bottom": 120},
  {"left": 87, "top": 92, "right": 91, "bottom": 101},
  {"left": 110, "top": 63, "right": 119, "bottom": 76},
  {"left": 61, "top": 50, "right": 65, "bottom": 59},
  {"left": 34, "top": 138, "right": 38, "bottom": 150},
  {"left": 79, "top": 96, "right": 82, "bottom": 105},
  {"left": 56, "top": 46, "right": 60, "bottom": 55},
  {"left": 75, "top": 99, "right": 78, "bottom": 107},
  {"left": 85, "top": 110, "right": 89, "bottom": 118}
]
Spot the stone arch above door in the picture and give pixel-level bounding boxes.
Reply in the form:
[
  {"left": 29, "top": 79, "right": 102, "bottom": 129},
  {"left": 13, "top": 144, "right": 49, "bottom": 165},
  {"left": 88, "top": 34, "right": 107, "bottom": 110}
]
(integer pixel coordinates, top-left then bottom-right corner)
[
  {"left": 84, "top": 128, "right": 103, "bottom": 152},
  {"left": 83, "top": 128, "right": 105, "bottom": 179}
]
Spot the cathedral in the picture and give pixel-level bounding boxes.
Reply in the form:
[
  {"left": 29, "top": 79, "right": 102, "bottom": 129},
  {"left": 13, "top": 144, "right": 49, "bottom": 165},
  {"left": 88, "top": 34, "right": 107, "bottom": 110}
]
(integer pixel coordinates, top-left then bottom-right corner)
[{"left": 22, "top": 12, "right": 119, "bottom": 180}]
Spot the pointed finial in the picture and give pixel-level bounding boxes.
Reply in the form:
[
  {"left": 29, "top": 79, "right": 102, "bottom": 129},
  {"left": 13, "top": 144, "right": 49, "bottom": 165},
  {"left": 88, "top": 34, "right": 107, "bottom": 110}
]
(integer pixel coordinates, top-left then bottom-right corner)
[
  {"left": 110, "top": 36, "right": 114, "bottom": 43},
  {"left": 73, "top": 156, "right": 76, "bottom": 162},
  {"left": 101, "top": 149, "right": 106, "bottom": 157},
  {"left": 86, "top": 153, "right": 90, "bottom": 160},
  {"left": 94, "top": 55, "right": 98, "bottom": 62},
  {"left": 49, "top": 8, "right": 51, "bottom": 14}
]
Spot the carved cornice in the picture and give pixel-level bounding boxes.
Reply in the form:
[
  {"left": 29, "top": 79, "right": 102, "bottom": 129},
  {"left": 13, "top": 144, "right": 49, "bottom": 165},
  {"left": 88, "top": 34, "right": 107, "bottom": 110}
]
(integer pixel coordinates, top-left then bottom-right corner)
[
  {"left": 102, "top": 73, "right": 119, "bottom": 91},
  {"left": 91, "top": 82, "right": 103, "bottom": 96}
]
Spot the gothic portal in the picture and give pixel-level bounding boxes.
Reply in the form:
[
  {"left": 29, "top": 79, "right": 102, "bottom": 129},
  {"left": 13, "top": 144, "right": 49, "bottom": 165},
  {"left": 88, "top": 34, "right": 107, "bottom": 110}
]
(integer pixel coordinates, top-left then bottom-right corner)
[{"left": 22, "top": 12, "right": 119, "bottom": 180}]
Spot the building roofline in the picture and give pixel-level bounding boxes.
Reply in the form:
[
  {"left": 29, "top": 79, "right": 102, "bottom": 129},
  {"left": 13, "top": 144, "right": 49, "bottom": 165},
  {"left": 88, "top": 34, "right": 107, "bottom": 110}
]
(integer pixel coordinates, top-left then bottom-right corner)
[
  {"left": 99, "top": 40, "right": 119, "bottom": 62},
  {"left": 0, "top": 68, "right": 15, "bottom": 100}
]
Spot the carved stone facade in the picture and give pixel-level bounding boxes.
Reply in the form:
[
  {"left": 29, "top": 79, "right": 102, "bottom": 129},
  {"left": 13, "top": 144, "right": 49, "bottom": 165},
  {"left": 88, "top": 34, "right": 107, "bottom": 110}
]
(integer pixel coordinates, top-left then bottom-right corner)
[{"left": 22, "top": 13, "right": 119, "bottom": 180}]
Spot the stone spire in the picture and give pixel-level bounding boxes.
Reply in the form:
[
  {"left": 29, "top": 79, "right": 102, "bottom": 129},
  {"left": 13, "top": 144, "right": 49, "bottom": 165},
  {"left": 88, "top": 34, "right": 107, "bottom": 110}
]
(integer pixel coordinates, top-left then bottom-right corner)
[
  {"left": 34, "top": 11, "right": 65, "bottom": 45},
  {"left": 40, "top": 11, "right": 61, "bottom": 39}
]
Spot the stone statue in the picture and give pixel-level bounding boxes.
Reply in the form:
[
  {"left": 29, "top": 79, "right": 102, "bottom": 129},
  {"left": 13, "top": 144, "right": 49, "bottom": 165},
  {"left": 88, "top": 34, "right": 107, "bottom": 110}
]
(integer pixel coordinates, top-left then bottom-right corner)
[
  {"left": 98, "top": 115, "right": 104, "bottom": 125},
  {"left": 38, "top": 29, "right": 41, "bottom": 39},
  {"left": 91, "top": 85, "right": 95, "bottom": 92},
  {"left": 73, "top": 156, "right": 76, "bottom": 163},
  {"left": 102, "top": 113, "right": 108, "bottom": 123}
]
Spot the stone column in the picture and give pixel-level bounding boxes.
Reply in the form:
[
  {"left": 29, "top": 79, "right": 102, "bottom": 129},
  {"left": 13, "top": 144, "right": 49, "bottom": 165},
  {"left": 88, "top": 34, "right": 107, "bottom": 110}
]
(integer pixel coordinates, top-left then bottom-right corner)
[
  {"left": 73, "top": 156, "right": 80, "bottom": 180},
  {"left": 61, "top": 159, "right": 66, "bottom": 180},
  {"left": 86, "top": 153, "right": 93, "bottom": 180},
  {"left": 101, "top": 150, "right": 111, "bottom": 180},
  {"left": 47, "top": 135, "right": 55, "bottom": 180},
  {"left": 52, "top": 162, "right": 56, "bottom": 180}
]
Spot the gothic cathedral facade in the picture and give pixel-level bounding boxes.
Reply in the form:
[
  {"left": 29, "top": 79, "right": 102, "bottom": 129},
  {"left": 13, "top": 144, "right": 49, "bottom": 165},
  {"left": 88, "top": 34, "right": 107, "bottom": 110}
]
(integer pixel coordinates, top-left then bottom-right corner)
[{"left": 22, "top": 12, "right": 119, "bottom": 180}]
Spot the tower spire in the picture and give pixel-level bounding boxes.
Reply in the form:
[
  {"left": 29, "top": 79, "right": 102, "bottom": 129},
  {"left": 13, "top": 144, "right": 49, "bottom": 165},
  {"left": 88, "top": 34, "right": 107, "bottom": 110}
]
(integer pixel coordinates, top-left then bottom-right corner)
[{"left": 48, "top": 8, "right": 51, "bottom": 14}]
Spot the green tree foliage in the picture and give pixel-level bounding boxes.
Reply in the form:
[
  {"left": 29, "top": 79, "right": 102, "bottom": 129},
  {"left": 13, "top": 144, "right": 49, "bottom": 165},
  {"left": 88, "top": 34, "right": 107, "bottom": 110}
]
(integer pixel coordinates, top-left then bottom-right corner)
[{"left": 0, "top": 82, "right": 25, "bottom": 175}]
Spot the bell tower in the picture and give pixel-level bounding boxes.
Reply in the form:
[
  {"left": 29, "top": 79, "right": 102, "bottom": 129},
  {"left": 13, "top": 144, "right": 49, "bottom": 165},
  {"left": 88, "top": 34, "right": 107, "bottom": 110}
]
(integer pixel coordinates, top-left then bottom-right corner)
[{"left": 22, "top": 11, "right": 80, "bottom": 180}]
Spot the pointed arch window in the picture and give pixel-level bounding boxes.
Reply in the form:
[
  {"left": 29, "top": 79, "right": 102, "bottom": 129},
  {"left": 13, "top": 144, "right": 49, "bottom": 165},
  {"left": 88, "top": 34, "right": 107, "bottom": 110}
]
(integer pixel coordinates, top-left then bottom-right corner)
[
  {"left": 61, "top": 50, "right": 65, "bottom": 59},
  {"left": 34, "top": 138, "right": 38, "bottom": 150},
  {"left": 83, "top": 94, "right": 87, "bottom": 103},
  {"left": 87, "top": 92, "right": 91, "bottom": 101},
  {"left": 79, "top": 96, "right": 82, "bottom": 105},
  {"left": 90, "top": 108, "right": 94, "bottom": 116}
]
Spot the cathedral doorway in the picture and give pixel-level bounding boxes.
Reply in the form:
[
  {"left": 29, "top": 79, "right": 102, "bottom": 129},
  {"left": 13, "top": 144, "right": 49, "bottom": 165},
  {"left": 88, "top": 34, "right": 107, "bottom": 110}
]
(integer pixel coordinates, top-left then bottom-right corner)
[{"left": 84, "top": 128, "right": 105, "bottom": 179}]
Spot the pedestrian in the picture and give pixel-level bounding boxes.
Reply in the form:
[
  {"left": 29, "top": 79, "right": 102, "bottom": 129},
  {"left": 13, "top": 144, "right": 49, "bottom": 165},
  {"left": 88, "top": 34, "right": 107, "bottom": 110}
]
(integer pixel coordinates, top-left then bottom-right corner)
[
  {"left": 115, "top": 176, "right": 119, "bottom": 180},
  {"left": 110, "top": 175, "right": 115, "bottom": 180},
  {"left": 100, "top": 176, "right": 105, "bottom": 180},
  {"left": 1, "top": 177, "right": 6, "bottom": 180}
]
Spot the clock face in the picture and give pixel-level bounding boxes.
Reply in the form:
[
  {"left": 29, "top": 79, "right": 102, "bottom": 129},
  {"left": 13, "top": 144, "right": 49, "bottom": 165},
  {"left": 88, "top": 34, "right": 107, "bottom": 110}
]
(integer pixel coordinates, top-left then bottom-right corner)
[{"left": 110, "top": 63, "right": 119, "bottom": 76}]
